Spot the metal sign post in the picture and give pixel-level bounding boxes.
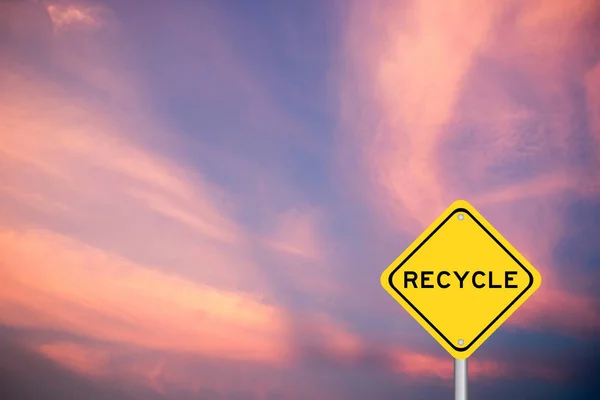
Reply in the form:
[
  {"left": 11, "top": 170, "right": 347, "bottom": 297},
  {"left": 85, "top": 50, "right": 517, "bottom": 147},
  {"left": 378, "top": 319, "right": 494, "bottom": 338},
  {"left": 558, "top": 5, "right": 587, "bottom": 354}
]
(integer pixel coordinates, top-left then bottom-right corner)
[{"left": 454, "top": 358, "right": 467, "bottom": 400}]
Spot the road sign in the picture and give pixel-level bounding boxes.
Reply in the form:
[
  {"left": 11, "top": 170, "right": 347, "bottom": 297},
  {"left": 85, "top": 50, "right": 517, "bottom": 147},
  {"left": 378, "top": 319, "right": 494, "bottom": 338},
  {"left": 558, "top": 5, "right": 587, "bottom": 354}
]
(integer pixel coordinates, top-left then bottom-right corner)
[{"left": 380, "top": 199, "right": 541, "bottom": 359}]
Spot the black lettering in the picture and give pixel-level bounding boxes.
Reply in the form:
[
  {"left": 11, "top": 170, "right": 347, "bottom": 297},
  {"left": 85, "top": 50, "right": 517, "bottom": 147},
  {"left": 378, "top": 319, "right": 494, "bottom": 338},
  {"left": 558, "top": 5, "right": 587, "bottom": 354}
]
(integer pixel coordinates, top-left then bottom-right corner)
[
  {"left": 489, "top": 271, "right": 502, "bottom": 288},
  {"left": 404, "top": 271, "right": 418, "bottom": 289},
  {"left": 505, "top": 271, "right": 518, "bottom": 288},
  {"left": 454, "top": 271, "right": 470, "bottom": 288},
  {"left": 421, "top": 271, "right": 434, "bottom": 288},
  {"left": 472, "top": 271, "right": 486, "bottom": 288},
  {"left": 437, "top": 271, "right": 450, "bottom": 288}
]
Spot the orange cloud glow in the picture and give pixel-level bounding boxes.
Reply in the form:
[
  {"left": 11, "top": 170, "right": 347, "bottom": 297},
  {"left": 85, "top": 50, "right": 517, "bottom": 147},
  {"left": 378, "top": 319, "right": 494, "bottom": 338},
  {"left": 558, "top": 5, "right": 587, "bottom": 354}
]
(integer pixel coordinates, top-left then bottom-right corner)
[
  {"left": 46, "top": 2, "right": 106, "bottom": 32},
  {"left": 37, "top": 342, "right": 111, "bottom": 377},
  {"left": 0, "top": 228, "right": 289, "bottom": 364}
]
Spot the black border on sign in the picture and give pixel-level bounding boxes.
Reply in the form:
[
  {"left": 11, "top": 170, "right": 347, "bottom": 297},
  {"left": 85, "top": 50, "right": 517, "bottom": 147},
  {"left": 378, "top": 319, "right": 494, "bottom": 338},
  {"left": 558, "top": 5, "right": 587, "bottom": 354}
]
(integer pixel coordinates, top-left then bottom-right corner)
[{"left": 388, "top": 208, "right": 534, "bottom": 352}]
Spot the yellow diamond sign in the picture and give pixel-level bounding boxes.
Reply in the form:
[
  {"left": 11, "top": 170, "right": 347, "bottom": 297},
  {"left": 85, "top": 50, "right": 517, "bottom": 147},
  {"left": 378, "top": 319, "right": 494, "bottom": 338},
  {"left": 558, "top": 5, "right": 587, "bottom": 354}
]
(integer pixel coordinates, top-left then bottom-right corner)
[{"left": 380, "top": 200, "right": 541, "bottom": 359}]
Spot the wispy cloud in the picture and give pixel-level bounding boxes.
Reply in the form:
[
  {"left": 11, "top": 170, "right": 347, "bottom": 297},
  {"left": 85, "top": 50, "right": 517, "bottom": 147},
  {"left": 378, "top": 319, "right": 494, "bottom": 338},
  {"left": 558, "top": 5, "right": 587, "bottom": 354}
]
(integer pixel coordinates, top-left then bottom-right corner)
[
  {"left": 585, "top": 61, "right": 600, "bottom": 165},
  {"left": 336, "top": 0, "right": 600, "bottom": 336},
  {"left": 0, "top": 2, "right": 288, "bottom": 379},
  {"left": 0, "top": 228, "right": 289, "bottom": 364},
  {"left": 0, "top": 3, "right": 350, "bottom": 395},
  {"left": 45, "top": 1, "right": 108, "bottom": 32},
  {"left": 1, "top": 0, "right": 599, "bottom": 398},
  {"left": 263, "top": 207, "right": 323, "bottom": 259},
  {"left": 338, "top": 0, "right": 501, "bottom": 228}
]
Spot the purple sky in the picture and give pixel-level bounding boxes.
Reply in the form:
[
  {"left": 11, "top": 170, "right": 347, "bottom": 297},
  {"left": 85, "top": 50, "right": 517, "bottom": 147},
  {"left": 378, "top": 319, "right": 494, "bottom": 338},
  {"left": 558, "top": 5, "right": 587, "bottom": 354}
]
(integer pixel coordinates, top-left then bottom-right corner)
[{"left": 1, "top": 0, "right": 599, "bottom": 399}]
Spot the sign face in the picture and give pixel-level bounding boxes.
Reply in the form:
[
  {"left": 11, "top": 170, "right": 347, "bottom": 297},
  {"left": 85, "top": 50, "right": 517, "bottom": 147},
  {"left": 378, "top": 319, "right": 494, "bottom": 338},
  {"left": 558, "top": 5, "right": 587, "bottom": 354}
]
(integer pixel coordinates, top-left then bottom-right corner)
[{"left": 380, "top": 200, "right": 541, "bottom": 359}]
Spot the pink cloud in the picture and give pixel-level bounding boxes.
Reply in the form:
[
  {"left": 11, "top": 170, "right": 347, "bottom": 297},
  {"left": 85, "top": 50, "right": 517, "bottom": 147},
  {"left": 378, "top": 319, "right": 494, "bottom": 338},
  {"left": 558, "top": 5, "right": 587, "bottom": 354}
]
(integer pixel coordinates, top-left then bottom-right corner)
[
  {"left": 471, "top": 197, "right": 600, "bottom": 335},
  {"left": 263, "top": 207, "right": 323, "bottom": 259},
  {"left": 41, "top": 0, "right": 123, "bottom": 37},
  {"left": 0, "top": 228, "right": 291, "bottom": 365},
  {"left": 37, "top": 341, "right": 111, "bottom": 378},
  {"left": 20, "top": 311, "right": 375, "bottom": 397},
  {"left": 0, "top": 6, "right": 346, "bottom": 384},
  {"left": 257, "top": 207, "right": 345, "bottom": 299},
  {"left": 0, "top": 42, "right": 273, "bottom": 292},
  {"left": 336, "top": 0, "right": 600, "bottom": 337},
  {"left": 507, "top": 286, "right": 600, "bottom": 334},
  {"left": 2, "top": 0, "right": 141, "bottom": 108},
  {"left": 389, "top": 345, "right": 563, "bottom": 382},
  {"left": 0, "top": 25, "right": 293, "bottom": 371},
  {"left": 586, "top": 61, "right": 600, "bottom": 165},
  {"left": 338, "top": 0, "right": 599, "bottom": 230},
  {"left": 0, "top": 62, "right": 351, "bottom": 394},
  {"left": 338, "top": 0, "right": 502, "bottom": 229},
  {"left": 26, "top": 334, "right": 566, "bottom": 395},
  {"left": 292, "top": 312, "right": 363, "bottom": 361},
  {"left": 46, "top": 3, "right": 101, "bottom": 30},
  {"left": 1, "top": 2, "right": 596, "bottom": 397},
  {"left": 33, "top": 341, "right": 198, "bottom": 394}
]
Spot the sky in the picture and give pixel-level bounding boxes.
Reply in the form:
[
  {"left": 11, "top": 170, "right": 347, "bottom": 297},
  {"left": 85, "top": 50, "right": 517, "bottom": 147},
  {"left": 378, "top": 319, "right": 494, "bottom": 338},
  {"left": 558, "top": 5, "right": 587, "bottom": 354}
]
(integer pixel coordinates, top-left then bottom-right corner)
[{"left": 0, "top": 0, "right": 599, "bottom": 399}]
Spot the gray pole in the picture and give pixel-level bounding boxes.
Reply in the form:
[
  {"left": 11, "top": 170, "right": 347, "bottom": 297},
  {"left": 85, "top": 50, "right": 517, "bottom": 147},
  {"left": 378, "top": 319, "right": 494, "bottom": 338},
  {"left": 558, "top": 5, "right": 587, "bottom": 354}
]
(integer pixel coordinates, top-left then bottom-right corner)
[{"left": 454, "top": 358, "right": 467, "bottom": 400}]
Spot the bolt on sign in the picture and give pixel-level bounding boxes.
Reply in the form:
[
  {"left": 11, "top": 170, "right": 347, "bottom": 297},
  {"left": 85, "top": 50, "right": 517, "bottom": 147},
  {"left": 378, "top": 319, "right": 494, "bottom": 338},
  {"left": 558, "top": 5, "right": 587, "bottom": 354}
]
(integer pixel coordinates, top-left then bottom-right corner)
[{"left": 380, "top": 200, "right": 542, "bottom": 359}]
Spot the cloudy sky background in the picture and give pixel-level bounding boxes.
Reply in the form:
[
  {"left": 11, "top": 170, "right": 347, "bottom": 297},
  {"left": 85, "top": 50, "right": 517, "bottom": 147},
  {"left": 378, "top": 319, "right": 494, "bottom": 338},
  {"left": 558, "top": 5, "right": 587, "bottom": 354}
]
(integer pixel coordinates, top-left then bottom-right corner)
[{"left": 1, "top": 0, "right": 599, "bottom": 399}]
